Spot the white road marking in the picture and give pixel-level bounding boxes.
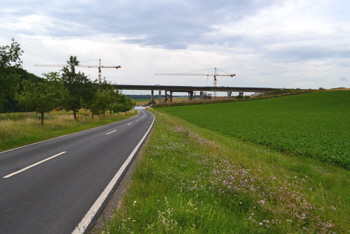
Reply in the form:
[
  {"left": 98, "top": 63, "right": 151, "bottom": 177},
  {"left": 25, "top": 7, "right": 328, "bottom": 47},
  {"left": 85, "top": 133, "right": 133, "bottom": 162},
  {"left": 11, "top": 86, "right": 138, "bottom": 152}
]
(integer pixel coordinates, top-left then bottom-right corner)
[
  {"left": 72, "top": 114, "right": 155, "bottom": 234},
  {"left": 3, "top": 151, "right": 67, "bottom": 179},
  {"left": 127, "top": 123, "right": 132, "bottom": 125},
  {"left": 106, "top": 130, "right": 117, "bottom": 135}
]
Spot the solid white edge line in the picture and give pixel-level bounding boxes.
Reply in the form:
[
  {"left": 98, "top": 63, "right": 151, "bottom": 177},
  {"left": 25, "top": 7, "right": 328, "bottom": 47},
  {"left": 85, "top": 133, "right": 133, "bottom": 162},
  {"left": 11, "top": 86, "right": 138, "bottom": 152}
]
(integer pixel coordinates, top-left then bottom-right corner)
[
  {"left": 106, "top": 130, "right": 117, "bottom": 135},
  {"left": 72, "top": 113, "right": 155, "bottom": 234},
  {"left": 3, "top": 151, "right": 67, "bottom": 178}
]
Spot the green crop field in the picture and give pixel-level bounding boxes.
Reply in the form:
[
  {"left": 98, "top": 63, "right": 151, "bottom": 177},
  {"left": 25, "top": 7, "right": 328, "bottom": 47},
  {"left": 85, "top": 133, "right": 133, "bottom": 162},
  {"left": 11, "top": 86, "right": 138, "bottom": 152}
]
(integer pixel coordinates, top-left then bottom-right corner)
[{"left": 157, "top": 91, "right": 350, "bottom": 169}]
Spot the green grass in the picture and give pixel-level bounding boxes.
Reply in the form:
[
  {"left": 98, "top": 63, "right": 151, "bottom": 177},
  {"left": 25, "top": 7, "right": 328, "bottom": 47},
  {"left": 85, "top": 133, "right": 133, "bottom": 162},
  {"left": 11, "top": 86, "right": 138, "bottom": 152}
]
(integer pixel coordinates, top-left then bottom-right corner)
[
  {"left": 104, "top": 109, "right": 350, "bottom": 233},
  {"left": 156, "top": 91, "right": 350, "bottom": 169},
  {"left": 0, "top": 110, "right": 137, "bottom": 152}
]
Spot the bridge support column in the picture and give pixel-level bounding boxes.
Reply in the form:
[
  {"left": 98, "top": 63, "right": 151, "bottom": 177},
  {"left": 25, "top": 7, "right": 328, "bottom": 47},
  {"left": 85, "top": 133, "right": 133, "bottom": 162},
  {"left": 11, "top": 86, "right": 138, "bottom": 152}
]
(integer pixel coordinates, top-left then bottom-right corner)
[
  {"left": 188, "top": 91, "right": 194, "bottom": 100},
  {"left": 200, "top": 91, "right": 204, "bottom": 100},
  {"left": 227, "top": 91, "right": 232, "bottom": 99},
  {"left": 159, "top": 90, "right": 162, "bottom": 103},
  {"left": 170, "top": 91, "right": 173, "bottom": 102},
  {"left": 239, "top": 91, "right": 244, "bottom": 97},
  {"left": 151, "top": 90, "right": 154, "bottom": 103}
]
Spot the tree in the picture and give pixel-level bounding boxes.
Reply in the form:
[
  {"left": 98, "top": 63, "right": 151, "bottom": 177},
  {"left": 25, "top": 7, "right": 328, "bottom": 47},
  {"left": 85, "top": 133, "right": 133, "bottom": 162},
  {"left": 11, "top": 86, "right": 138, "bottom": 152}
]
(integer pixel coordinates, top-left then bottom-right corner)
[
  {"left": 15, "top": 72, "right": 65, "bottom": 125},
  {"left": 111, "top": 95, "right": 135, "bottom": 113},
  {"left": 87, "top": 78, "right": 119, "bottom": 117},
  {"left": 61, "top": 56, "right": 96, "bottom": 120},
  {"left": 0, "top": 38, "right": 23, "bottom": 68},
  {"left": 0, "top": 38, "right": 24, "bottom": 110}
]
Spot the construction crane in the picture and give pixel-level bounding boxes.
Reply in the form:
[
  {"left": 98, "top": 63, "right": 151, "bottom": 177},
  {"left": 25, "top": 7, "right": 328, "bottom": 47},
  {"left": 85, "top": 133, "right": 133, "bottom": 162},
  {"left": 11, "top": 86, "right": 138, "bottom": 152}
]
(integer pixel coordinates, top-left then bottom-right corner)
[
  {"left": 155, "top": 67, "right": 236, "bottom": 98},
  {"left": 35, "top": 59, "right": 121, "bottom": 81}
]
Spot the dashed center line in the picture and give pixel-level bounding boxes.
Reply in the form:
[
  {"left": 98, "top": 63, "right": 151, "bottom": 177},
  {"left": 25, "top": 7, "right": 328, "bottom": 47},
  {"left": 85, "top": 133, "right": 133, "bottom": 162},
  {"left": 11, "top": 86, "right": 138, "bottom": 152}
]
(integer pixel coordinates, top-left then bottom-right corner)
[
  {"left": 127, "top": 123, "right": 132, "bottom": 125},
  {"left": 3, "top": 151, "right": 67, "bottom": 179},
  {"left": 106, "top": 130, "right": 117, "bottom": 135}
]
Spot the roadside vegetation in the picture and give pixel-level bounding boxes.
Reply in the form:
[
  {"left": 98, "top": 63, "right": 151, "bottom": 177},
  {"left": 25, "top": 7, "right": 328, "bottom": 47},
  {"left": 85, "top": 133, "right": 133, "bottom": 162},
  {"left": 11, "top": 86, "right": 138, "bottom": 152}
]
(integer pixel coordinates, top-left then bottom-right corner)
[
  {"left": 0, "top": 110, "right": 137, "bottom": 152},
  {"left": 104, "top": 108, "right": 349, "bottom": 233}
]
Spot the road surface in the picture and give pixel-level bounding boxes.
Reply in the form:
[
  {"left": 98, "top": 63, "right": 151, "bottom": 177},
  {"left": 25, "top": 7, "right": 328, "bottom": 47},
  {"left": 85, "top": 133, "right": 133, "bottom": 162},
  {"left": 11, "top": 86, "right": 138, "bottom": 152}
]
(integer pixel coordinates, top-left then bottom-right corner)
[{"left": 0, "top": 110, "right": 154, "bottom": 234}]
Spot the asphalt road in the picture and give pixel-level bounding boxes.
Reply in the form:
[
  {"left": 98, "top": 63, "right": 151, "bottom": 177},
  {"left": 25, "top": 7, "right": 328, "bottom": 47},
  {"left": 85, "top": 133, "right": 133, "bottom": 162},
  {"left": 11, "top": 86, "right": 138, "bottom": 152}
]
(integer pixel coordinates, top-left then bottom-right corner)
[{"left": 0, "top": 110, "right": 154, "bottom": 234}]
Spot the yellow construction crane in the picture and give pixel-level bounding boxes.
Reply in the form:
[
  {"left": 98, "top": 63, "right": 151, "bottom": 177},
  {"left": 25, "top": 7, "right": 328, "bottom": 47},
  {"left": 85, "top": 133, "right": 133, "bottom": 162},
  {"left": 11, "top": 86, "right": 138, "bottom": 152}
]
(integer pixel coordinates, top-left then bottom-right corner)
[
  {"left": 35, "top": 59, "right": 121, "bottom": 81},
  {"left": 155, "top": 67, "right": 236, "bottom": 98}
]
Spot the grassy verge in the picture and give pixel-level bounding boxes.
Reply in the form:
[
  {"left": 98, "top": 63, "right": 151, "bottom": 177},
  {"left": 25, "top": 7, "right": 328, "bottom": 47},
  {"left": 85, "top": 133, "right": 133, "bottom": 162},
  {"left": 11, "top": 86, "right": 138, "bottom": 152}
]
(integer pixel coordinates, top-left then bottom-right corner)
[
  {"left": 0, "top": 110, "right": 137, "bottom": 152},
  {"left": 104, "top": 109, "right": 349, "bottom": 233}
]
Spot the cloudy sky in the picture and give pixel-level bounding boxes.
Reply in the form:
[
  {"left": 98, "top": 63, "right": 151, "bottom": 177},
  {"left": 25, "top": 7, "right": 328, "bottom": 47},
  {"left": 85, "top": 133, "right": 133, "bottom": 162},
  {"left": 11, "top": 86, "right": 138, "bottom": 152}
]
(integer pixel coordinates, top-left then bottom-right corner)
[{"left": 1, "top": 0, "right": 350, "bottom": 94}]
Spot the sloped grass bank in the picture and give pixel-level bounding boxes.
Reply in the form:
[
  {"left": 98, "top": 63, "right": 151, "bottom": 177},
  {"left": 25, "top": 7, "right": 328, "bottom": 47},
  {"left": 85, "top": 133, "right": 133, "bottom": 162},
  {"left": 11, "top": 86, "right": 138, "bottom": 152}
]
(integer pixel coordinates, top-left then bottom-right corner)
[
  {"left": 156, "top": 91, "right": 350, "bottom": 169},
  {"left": 104, "top": 110, "right": 350, "bottom": 233}
]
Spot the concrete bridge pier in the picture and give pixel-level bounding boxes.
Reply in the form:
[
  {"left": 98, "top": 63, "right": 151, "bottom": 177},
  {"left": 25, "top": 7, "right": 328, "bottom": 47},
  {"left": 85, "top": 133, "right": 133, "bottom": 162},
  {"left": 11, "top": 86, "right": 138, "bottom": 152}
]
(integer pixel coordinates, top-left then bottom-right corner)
[
  {"left": 200, "top": 91, "right": 204, "bottom": 100},
  {"left": 239, "top": 91, "right": 244, "bottom": 96},
  {"left": 227, "top": 91, "right": 232, "bottom": 99},
  {"left": 159, "top": 90, "right": 162, "bottom": 103},
  {"left": 188, "top": 91, "right": 194, "bottom": 100},
  {"left": 151, "top": 90, "right": 154, "bottom": 103}
]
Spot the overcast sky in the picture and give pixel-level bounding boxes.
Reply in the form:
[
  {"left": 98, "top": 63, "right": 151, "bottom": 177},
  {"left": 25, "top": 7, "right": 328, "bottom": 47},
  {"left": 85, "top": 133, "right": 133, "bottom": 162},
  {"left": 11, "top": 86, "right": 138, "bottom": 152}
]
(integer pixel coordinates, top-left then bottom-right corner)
[{"left": 1, "top": 0, "right": 350, "bottom": 94}]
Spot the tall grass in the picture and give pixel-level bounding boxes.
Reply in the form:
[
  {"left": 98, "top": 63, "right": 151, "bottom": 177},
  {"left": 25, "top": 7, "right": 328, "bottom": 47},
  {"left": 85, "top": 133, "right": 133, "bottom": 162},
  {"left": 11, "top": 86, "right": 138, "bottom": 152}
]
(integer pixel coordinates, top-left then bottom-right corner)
[
  {"left": 103, "top": 110, "right": 349, "bottom": 233},
  {"left": 0, "top": 110, "right": 137, "bottom": 151}
]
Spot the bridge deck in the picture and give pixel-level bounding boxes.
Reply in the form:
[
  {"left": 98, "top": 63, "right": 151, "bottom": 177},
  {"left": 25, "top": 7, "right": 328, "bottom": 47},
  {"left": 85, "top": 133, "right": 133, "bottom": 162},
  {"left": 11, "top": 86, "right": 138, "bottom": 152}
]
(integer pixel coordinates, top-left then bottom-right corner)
[
  {"left": 113, "top": 84, "right": 279, "bottom": 92},
  {"left": 113, "top": 84, "right": 283, "bottom": 103}
]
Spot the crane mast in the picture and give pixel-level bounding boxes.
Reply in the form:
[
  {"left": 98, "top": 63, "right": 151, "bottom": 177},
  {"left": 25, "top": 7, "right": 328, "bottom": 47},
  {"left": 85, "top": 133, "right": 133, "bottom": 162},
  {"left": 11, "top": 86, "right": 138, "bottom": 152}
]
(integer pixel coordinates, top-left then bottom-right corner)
[{"left": 35, "top": 59, "right": 121, "bottom": 81}]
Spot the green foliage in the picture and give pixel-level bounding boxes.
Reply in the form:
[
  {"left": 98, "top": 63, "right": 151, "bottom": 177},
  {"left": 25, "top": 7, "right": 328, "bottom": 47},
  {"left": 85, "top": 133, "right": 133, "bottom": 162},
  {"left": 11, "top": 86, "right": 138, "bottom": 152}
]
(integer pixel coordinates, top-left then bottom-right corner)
[
  {"left": 0, "top": 39, "right": 44, "bottom": 112},
  {"left": 15, "top": 72, "right": 65, "bottom": 124},
  {"left": 111, "top": 95, "right": 135, "bottom": 113},
  {"left": 157, "top": 91, "right": 350, "bottom": 169},
  {"left": 0, "top": 38, "right": 23, "bottom": 68},
  {"left": 87, "top": 79, "right": 118, "bottom": 117},
  {"left": 0, "top": 38, "right": 24, "bottom": 111},
  {"left": 61, "top": 56, "right": 97, "bottom": 119}
]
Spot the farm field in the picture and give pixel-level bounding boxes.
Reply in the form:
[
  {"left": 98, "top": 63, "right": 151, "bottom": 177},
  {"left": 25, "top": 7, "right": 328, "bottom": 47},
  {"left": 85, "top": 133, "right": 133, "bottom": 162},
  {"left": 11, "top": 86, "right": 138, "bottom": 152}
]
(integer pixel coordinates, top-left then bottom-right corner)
[
  {"left": 156, "top": 91, "right": 350, "bottom": 169},
  {"left": 103, "top": 108, "right": 350, "bottom": 233},
  {"left": 133, "top": 97, "right": 195, "bottom": 106}
]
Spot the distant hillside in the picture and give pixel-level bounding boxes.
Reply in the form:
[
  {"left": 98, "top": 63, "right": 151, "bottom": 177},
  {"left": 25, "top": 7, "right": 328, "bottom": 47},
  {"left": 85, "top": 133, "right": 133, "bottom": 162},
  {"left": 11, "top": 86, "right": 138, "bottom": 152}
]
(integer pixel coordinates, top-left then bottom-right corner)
[{"left": 0, "top": 67, "right": 43, "bottom": 112}]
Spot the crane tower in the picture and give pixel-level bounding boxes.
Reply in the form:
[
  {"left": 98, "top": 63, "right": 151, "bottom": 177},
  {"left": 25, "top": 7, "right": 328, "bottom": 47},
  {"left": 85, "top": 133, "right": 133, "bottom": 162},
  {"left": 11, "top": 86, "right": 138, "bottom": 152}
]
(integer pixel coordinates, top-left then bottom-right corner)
[
  {"left": 155, "top": 67, "right": 236, "bottom": 98},
  {"left": 35, "top": 59, "right": 121, "bottom": 81}
]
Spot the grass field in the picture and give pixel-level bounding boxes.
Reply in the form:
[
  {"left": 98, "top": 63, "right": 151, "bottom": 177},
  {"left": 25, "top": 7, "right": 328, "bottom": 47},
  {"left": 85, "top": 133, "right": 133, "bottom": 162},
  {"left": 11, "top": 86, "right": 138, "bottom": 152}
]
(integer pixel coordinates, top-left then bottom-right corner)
[
  {"left": 133, "top": 97, "right": 196, "bottom": 106},
  {"left": 0, "top": 110, "right": 137, "bottom": 151},
  {"left": 103, "top": 108, "right": 350, "bottom": 233},
  {"left": 156, "top": 91, "right": 350, "bottom": 169}
]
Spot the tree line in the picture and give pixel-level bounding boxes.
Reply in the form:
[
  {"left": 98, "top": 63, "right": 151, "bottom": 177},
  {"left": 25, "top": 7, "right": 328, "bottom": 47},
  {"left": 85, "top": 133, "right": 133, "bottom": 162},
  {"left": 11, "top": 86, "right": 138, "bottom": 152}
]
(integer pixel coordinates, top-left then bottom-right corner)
[{"left": 0, "top": 39, "right": 135, "bottom": 124}]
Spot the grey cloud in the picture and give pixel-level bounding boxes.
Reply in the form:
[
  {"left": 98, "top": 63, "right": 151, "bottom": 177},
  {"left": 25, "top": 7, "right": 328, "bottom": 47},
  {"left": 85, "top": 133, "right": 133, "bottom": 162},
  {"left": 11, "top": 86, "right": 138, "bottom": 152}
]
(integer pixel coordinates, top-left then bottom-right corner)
[
  {"left": 264, "top": 45, "right": 350, "bottom": 63},
  {"left": 0, "top": 0, "right": 279, "bottom": 49}
]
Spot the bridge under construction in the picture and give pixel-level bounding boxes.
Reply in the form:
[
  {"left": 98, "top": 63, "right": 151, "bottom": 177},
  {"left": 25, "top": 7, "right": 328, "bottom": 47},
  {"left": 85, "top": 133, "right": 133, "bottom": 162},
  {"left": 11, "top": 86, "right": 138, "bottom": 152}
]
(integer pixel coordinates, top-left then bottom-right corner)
[{"left": 113, "top": 84, "right": 280, "bottom": 103}]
